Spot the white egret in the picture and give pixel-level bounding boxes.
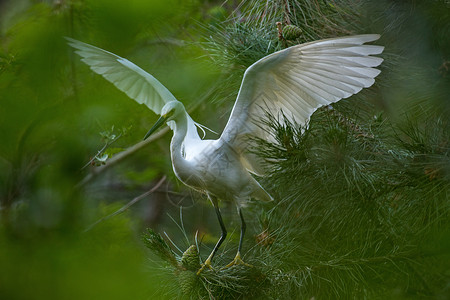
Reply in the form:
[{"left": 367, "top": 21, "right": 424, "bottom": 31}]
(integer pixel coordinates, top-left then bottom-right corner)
[{"left": 67, "top": 34, "right": 384, "bottom": 273}]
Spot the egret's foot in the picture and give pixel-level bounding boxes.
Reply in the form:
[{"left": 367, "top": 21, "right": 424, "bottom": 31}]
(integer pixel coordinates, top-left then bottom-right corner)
[
  {"left": 196, "top": 258, "right": 213, "bottom": 275},
  {"left": 223, "top": 252, "right": 252, "bottom": 269}
]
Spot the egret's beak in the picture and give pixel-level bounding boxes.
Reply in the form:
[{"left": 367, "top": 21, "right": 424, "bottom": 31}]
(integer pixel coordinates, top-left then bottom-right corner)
[{"left": 143, "top": 115, "right": 167, "bottom": 140}]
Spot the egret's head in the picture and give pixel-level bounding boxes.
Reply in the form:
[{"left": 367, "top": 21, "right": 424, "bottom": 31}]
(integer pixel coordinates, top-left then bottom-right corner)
[
  {"left": 160, "top": 101, "right": 185, "bottom": 121},
  {"left": 143, "top": 101, "right": 184, "bottom": 140}
]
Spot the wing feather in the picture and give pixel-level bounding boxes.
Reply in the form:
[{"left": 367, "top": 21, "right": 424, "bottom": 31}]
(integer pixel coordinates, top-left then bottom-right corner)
[
  {"left": 67, "top": 37, "right": 177, "bottom": 115},
  {"left": 67, "top": 37, "right": 202, "bottom": 141},
  {"left": 219, "top": 34, "right": 384, "bottom": 175}
]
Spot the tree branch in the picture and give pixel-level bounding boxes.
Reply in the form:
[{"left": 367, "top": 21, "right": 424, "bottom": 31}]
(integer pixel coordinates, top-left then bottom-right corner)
[
  {"left": 84, "top": 175, "right": 167, "bottom": 232},
  {"left": 76, "top": 127, "right": 169, "bottom": 188}
]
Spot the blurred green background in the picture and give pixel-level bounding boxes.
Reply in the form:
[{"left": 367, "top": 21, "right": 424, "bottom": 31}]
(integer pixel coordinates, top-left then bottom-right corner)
[
  {"left": 0, "top": 0, "right": 225, "bottom": 299},
  {"left": 1, "top": 0, "right": 449, "bottom": 299}
]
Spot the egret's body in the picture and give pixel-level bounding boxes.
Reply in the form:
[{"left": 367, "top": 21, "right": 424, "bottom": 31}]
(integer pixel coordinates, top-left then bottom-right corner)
[
  {"left": 68, "top": 34, "right": 384, "bottom": 271},
  {"left": 175, "top": 138, "right": 272, "bottom": 205},
  {"left": 155, "top": 101, "right": 272, "bottom": 205}
]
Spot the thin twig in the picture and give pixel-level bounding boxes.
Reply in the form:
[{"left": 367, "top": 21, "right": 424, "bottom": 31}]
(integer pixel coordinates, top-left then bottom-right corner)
[
  {"left": 164, "top": 231, "right": 183, "bottom": 254},
  {"left": 81, "top": 132, "right": 123, "bottom": 170},
  {"left": 283, "top": 0, "right": 291, "bottom": 24},
  {"left": 179, "top": 207, "right": 190, "bottom": 245},
  {"left": 83, "top": 176, "right": 166, "bottom": 232},
  {"left": 276, "top": 22, "right": 288, "bottom": 48},
  {"left": 76, "top": 128, "right": 169, "bottom": 188}
]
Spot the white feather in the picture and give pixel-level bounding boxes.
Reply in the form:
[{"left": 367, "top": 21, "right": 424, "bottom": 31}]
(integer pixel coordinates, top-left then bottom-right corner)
[
  {"left": 66, "top": 37, "right": 203, "bottom": 141},
  {"left": 219, "top": 34, "right": 384, "bottom": 175}
]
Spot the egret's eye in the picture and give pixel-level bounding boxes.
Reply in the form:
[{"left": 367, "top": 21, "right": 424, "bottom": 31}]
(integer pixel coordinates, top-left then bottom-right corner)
[{"left": 164, "top": 110, "right": 175, "bottom": 118}]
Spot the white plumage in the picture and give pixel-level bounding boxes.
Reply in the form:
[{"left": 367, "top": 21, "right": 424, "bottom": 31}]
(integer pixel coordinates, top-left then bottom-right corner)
[{"left": 68, "top": 34, "right": 384, "bottom": 272}]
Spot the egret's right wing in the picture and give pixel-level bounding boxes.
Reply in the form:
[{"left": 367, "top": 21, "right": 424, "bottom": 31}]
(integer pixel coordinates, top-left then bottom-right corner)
[
  {"left": 66, "top": 38, "right": 176, "bottom": 115},
  {"left": 67, "top": 38, "right": 203, "bottom": 141},
  {"left": 219, "top": 34, "right": 384, "bottom": 175}
]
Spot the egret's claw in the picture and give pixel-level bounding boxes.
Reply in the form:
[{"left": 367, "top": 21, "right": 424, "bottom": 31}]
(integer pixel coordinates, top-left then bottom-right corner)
[
  {"left": 196, "top": 258, "right": 213, "bottom": 275},
  {"left": 223, "top": 252, "right": 252, "bottom": 269}
]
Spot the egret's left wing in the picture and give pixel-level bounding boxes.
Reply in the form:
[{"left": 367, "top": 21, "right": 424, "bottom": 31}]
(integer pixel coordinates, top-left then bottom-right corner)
[
  {"left": 219, "top": 34, "right": 384, "bottom": 175},
  {"left": 67, "top": 38, "right": 202, "bottom": 141}
]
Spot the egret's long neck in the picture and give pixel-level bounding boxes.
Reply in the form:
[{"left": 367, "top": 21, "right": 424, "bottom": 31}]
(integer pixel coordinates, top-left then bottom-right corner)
[{"left": 170, "top": 113, "right": 188, "bottom": 165}]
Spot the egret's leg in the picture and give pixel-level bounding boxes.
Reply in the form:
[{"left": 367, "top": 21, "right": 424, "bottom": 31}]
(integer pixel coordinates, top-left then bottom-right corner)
[
  {"left": 237, "top": 206, "right": 246, "bottom": 253},
  {"left": 197, "top": 196, "right": 227, "bottom": 275},
  {"left": 224, "top": 207, "right": 252, "bottom": 268}
]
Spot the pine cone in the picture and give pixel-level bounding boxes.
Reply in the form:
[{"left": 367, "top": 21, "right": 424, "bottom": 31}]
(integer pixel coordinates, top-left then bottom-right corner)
[
  {"left": 282, "top": 25, "right": 302, "bottom": 40},
  {"left": 181, "top": 245, "right": 200, "bottom": 271},
  {"left": 178, "top": 270, "right": 198, "bottom": 295}
]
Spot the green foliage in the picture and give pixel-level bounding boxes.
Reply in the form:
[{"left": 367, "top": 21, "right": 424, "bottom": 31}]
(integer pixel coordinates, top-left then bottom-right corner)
[
  {"left": 143, "top": 228, "right": 178, "bottom": 267},
  {"left": 143, "top": 236, "right": 270, "bottom": 299},
  {"left": 0, "top": 201, "right": 161, "bottom": 300},
  {"left": 252, "top": 105, "right": 449, "bottom": 298}
]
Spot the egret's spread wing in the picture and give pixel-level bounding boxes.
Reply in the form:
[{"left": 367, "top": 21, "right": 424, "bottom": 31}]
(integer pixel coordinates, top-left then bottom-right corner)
[
  {"left": 220, "top": 34, "right": 384, "bottom": 175},
  {"left": 67, "top": 38, "right": 202, "bottom": 141},
  {"left": 66, "top": 37, "right": 176, "bottom": 115}
]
